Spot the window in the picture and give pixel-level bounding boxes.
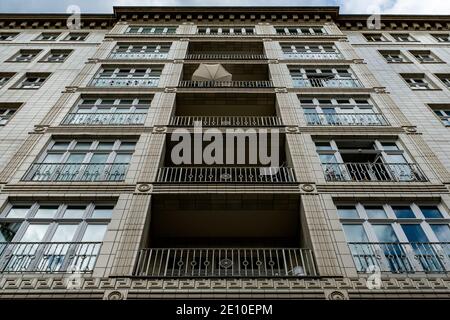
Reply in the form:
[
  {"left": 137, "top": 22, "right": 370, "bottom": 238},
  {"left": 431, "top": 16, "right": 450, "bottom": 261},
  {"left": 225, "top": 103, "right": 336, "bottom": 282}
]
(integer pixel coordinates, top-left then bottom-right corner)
[
  {"left": 409, "top": 50, "right": 442, "bottom": 63},
  {"left": 432, "top": 34, "right": 450, "bottom": 43},
  {"left": 63, "top": 96, "right": 151, "bottom": 125},
  {"left": 391, "top": 33, "right": 417, "bottom": 42},
  {"left": 25, "top": 139, "right": 137, "bottom": 182},
  {"left": 0, "top": 73, "right": 14, "bottom": 89},
  {"left": 92, "top": 67, "right": 162, "bottom": 87},
  {"left": 197, "top": 27, "right": 255, "bottom": 35},
  {"left": 7, "top": 49, "right": 42, "bottom": 62},
  {"left": 276, "top": 26, "right": 326, "bottom": 35},
  {"left": 40, "top": 49, "right": 72, "bottom": 63},
  {"left": 0, "top": 33, "right": 18, "bottom": 41},
  {"left": 64, "top": 33, "right": 88, "bottom": 41},
  {"left": 363, "top": 33, "right": 388, "bottom": 42},
  {"left": 379, "top": 50, "right": 409, "bottom": 63},
  {"left": 0, "top": 202, "right": 113, "bottom": 272},
  {"left": 126, "top": 26, "right": 177, "bottom": 34},
  {"left": 435, "top": 74, "right": 450, "bottom": 89},
  {"left": 289, "top": 67, "right": 360, "bottom": 88},
  {"left": 338, "top": 202, "right": 450, "bottom": 273},
  {"left": 35, "top": 32, "right": 61, "bottom": 41},
  {"left": 0, "top": 103, "right": 21, "bottom": 126},
  {"left": 428, "top": 104, "right": 450, "bottom": 126},
  {"left": 13, "top": 73, "right": 50, "bottom": 89},
  {"left": 281, "top": 43, "right": 341, "bottom": 59},
  {"left": 110, "top": 43, "right": 171, "bottom": 59},
  {"left": 401, "top": 74, "right": 436, "bottom": 90}
]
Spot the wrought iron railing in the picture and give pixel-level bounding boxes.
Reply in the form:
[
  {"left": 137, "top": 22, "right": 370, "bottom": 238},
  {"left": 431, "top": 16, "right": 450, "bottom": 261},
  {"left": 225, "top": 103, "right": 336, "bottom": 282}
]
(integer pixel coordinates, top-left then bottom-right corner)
[
  {"left": 283, "top": 52, "right": 344, "bottom": 60},
  {"left": 109, "top": 52, "right": 169, "bottom": 60},
  {"left": 133, "top": 248, "right": 317, "bottom": 277},
  {"left": 90, "top": 77, "right": 160, "bottom": 87},
  {"left": 292, "top": 77, "right": 362, "bottom": 88},
  {"left": 178, "top": 80, "right": 274, "bottom": 88},
  {"left": 169, "top": 116, "right": 282, "bottom": 127},
  {"left": 185, "top": 53, "right": 267, "bottom": 60},
  {"left": 0, "top": 242, "right": 102, "bottom": 273},
  {"left": 23, "top": 163, "right": 129, "bottom": 182},
  {"left": 156, "top": 167, "right": 296, "bottom": 183},
  {"left": 321, "top": 162, "right": 427, "bottom": 182},
  {"left": 196, "top": 32, "right": 256, "bottom": 36},
  {"left": 305, "top": 113, "right": 388, "bottom": 126},
  {"left": 348, "top": 242, "right": 450, "bottom": 273},
  {"left": 62, "top": 112, "right": 146, "bottom": 125},
  {"left": 276, "top": 32, "right": 327, "bottom": 36}
]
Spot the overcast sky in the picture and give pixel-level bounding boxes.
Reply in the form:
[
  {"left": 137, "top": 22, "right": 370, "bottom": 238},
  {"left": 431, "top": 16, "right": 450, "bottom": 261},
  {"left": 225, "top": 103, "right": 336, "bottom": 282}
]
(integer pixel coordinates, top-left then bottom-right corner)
[{"left": 0, "top": 0, "right": 449, "bottom": 14}]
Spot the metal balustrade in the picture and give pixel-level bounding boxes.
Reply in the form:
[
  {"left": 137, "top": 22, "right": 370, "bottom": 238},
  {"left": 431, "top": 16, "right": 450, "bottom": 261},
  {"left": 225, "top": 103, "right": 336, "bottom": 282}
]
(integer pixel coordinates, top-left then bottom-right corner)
[
  {"left": 276, "top": 32, "right": 327, "bottom": 36},
  {"left": 185, "top": 53, "right": 267, "bottom": 60},
  {"left": 283, "top": 52, "right": 344, "bottom": 60},
  {"left": 156, "top": 167, "right": 296, "bottom": 183},
  {"left": 305, "top": 113, "right": 388, "bottom": 126},
  {"left": 0, "top": 242, "right": 102, "bottom": 273},
  {"left": 134, "top": 248, "right": 317, "bottom": 277},
  {"left": 292, "top": 77, "right": 362, "bottom": 88},
  {"left": 90, "top": 77, "right": 160, "bottom": 87},
  {"left": 169, "top": 116, "right": 282, "bottom": 127},
  {"left": 23, "top": 163, "right": 129, "bottom": 182},
  {"left": 348, "top": 242, "right": 450, "bottom": 273},
  {"left": 196, "top": 32, "right": 256, "bottom": 36},
  {"left": 178, "top": 80, "right": 274, "bottom": 88},
  {"left": 62, "top": 113, "right": 146, "bottom": 125},
  {"left": 109, "top": 52, "right": 169, "bottom": 60},
  {"left": 321, "top": 162, "right": 427, "bottom": 182}
]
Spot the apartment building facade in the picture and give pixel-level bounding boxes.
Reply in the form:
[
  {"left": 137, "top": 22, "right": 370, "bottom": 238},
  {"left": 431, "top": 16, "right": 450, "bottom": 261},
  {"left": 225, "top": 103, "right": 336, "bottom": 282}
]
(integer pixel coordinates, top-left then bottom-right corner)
[{"left": 0, "top": 6, "right": 449, "bottom": 300}]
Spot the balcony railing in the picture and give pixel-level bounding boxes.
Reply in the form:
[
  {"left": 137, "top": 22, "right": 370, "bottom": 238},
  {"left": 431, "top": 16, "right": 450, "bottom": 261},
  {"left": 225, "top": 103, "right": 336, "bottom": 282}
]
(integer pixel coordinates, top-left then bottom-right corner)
[
  {"left": 156, "top": 167, "right": 296, "bottom": 183},
  {"left": 292, "top": 77, "right": 362, "bottom": 88},
  {"left": 62, "top": 112, "right": 146, "bottom": 126},
  {"left": 196, "top": 32, "right": 256, "bottom": 36},
  {"left": 349, "top": 242, "right": 450, "bottom": 273},
  {"left": 169, "top": 116, "right": 282, "bottom": 127},
  {"left": 185, "top": 53, "right": 267, "bottom": 60},
  {"left": 283, "top": 52, "right": 344, "bottom": 60},
  {"left": 305, "top": 113, "right": 388, "bottom": 126},
  {"left": 276, "top": 32, "right": 327, "bottom": 36},
  {"left": 23, "top": 163, "right": 129, "bottom": 182},
  {"left": 321, "top": 162, "right": 427, "bottom": 182},
  {"left": 90, "top": 77, "right": 160, "bottom": 87},
  {"left": 178, "top": 80, "right": 273, "bottom": 88},
  {"left": 109, "top": 52, "right": 169, "bottom": 60},
  {"left": 134, "top": 248, "right": 317, "bottom": 277},
  {"left": 0, "top": 242, "right": 102, "bottom": 273}
]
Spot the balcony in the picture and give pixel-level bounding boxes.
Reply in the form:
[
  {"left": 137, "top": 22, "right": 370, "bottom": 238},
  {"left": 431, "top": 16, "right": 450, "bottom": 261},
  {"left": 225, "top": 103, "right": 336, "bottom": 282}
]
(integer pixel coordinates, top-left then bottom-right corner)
[
  {"left": 23, "top": 163, "right": 129, "bottom": 182},
  {"left": 185, "top": 53, "right": 267, "bottom": 60},
  {"left": 305, "top": 112, "right": 388, "bottom": 126},
  {"left": 170, "top": 116, "right": 282, "bottom": 127},
  {"left": 0, "top": 242, "right": 101, "bottom": 273},
  {"left": 283, "top": 52, "right": 344, "bottom": 60},
  {"left": 292, "top": 77, "right": 362, "bottom": 88},
  {"left": 134, "top": 247, "right": 317, "bottom": 277},
  {"left": 349, "top": 242, "right": 450, "bottom": 273},
  {"left": 62, "top": 112, "right": 146, "bottom": 126},
  {"left": 90, "top": 77, "right": 159, "bottom": 88},
  {"left": 322, "top": 162, "right": 427, "bottom": 182},
  {"left": 185, "top": 42, "right": 266, "bottom": 60},
  {"left": 179, "top": 80, "right": 273, "bottom": 88},
  {"left": 156, "top": 167, "right": 296, "bottom": 183}
]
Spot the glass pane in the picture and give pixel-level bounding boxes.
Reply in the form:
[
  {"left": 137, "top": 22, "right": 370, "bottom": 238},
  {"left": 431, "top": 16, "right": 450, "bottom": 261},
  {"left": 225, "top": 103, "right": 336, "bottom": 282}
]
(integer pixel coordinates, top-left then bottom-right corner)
[
  {"left": 92, "top": 206, "right": 114, "bottom": 219},
  {"left": 0, "top": 222, "right": 21, "bottom": 242},
  {"left": 365, "top": 206, "right": 387, "bottom": 219},
  {"left": 51, "top": 142, "right": 70, "bottom": 150},
  {"left": 401, "top": 224, "right": 429, "bottom": 242},
  {"left": 66, "top": 153, "right": 87, "bottom": 163},
  {"left": 90, "top": 153, "right": 109, "bottom": 163},
  {"left": 337, "top": 206, "right": 359, "bottom": 219},
  {"left": 64, "top": 206, "right": 86, "bottom": 219},
  {"left": 319, "top": 154, "right": 336, "bottom": 163},
  {"left": 420, "top": 206, "right": 443, "bottom": 219},
  {"left": 34, "top": 205, "right": 58, "bottom": 218},
  {"left": 51, "top": 224, "right": 78, "bottom": 242},
  {"left": 82, "top": 224, "right": 107, "bottom": 242},
  {"left": 43, "top": 153, "right": 63, "bottom": 163},
  {"left": 114, "top": 153, "right": 132, "bottom": 164},
  {"left": 373, "top": 224, "right": 399, "bottom": 242},
  {"left": 6, "top": 205, "right": 31, "bottom": 218},
  {"left": 381, "top": 142, "right": 400, "bottom": 151},
  {"left": 73, "top": 142, "right": 92, "bottom": 150},
  {"left": 20, "top": 224, "right": 50, "bottom": 242},
  {"left": 97, "top": 142, "right": 115, "bottom": 150},
  {"left": 119, "top": 142, "right": 136, "bottom": 150},
  {"left": 393, "top": 206, "right": 415, "bottom": 218},
  {"left": 342, "top": 224, "right": 369, "bottom": 242},
  {"left": 430, "top": 224, "right": 450, "bottom": 242}
]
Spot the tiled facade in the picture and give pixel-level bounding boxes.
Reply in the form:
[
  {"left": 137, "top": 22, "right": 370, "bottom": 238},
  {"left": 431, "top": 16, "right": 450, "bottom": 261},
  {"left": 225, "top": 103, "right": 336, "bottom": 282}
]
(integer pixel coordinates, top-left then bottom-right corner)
[{"left": 0, "top": 7, "right": 449, "bottom": 300}]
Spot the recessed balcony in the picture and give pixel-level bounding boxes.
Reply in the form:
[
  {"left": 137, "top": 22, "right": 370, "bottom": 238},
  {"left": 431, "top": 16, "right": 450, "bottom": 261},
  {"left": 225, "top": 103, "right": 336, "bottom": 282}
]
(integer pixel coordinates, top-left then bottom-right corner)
[
  {"left": 185, "top": 42, "right": 266, "bottom": 60},
  {"left": 133, "top": 194, "right": 317, "bottom": 278},
  {"left": 349, "top": 242, "right": 450, "bottom": 273},
  {"left": 169, "top": 93, "right": 281, "bottom": 127}
]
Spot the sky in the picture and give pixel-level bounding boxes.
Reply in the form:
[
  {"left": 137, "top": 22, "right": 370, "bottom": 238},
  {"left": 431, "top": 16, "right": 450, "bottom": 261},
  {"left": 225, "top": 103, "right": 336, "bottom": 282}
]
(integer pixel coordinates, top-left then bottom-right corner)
[{"left": 0, "top": 0, "right": 449, "bottom": 14}]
